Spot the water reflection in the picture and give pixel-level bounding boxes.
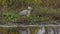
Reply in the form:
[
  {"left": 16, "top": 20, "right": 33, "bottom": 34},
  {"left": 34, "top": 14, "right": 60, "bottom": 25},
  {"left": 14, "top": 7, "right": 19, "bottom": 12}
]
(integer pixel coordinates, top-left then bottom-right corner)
[
  {"left": 0, "top": 27, "right": 60, "bottom": 34},
  {"left": 48, "top": 28, "right": 54, "bottom": 34},
  {"left": 36, "top": 27, "right": 57, "bottom": 34},
  {"left": 19, "top": 29, "right": 28, "bottom": 34},
  {"left": 37, "top": 27, "right": 45, "bottom": 34},
  {"left": 57, "top": 28, "right": 60, "bottom": 34}
]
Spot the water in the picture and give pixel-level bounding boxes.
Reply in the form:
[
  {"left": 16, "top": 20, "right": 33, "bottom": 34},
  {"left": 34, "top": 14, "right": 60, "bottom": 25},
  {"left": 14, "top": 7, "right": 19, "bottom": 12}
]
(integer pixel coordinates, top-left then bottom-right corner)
[
  {"left": 37, "top": 27, "right": 60, "bottom": 34},
  {"left": 8, "top": 26, "right": 60, "bottom": 34},
  {"left": 37, "top": 27, "right": 45, "bottom": 34},
  {"left": 19, "top": 29, "right": 28, "bottom": 34}
]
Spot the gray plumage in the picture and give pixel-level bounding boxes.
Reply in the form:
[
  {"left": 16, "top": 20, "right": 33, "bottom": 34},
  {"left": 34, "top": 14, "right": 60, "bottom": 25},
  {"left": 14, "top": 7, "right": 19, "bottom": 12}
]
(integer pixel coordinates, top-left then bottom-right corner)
[{"left": 19, "top": 6, "right": 32, "bottom": 17}]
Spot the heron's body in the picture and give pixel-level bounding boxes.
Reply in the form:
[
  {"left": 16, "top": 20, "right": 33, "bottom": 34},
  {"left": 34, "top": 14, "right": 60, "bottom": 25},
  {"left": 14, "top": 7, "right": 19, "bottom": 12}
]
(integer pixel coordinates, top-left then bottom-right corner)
[
  {"left": 19, "top": 6, "right": 32, "bottom": 17},
  {"left": 19, "top": 10, "right": 31, "bottom": 17}
]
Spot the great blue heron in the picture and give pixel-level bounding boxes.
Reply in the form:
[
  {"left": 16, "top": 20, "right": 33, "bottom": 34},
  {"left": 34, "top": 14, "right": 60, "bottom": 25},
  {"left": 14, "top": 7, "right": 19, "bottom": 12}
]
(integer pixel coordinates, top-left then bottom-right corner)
[{"left": 19, "top": 6, "right": 32, "bottom": 17}]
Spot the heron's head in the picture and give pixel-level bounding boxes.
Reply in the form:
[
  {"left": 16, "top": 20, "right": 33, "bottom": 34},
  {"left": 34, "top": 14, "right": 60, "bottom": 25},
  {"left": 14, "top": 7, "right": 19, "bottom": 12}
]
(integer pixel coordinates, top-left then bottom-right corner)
[{"left": 28, "top": 6, "right": 32, "bottom": 10}]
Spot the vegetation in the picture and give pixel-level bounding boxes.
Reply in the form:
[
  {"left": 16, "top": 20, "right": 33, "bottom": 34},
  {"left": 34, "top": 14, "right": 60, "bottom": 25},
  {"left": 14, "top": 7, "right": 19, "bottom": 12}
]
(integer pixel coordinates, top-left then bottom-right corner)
[
  {"left": 1, "top": 12, "right": 20, "bottom": 24},
  {"left": 0, "top": 0, "right": 60, "bottom": 24}
]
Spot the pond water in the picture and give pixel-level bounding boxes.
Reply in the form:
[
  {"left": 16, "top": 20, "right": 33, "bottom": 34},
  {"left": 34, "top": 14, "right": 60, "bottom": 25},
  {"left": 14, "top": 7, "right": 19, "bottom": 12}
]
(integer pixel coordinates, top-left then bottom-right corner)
[
  {"left": 2, "top": 26, "right": 60, "bottom": 34},
  {"left": 57, "top": 28, "right": 60, "bottom": 34},
  {"left": 18, "top": 27, "right": 60, "bottom": 34},
  {"left": 36, "top": 27, "right": 60, "bottom": 34},
  {"left": 37, "top": 27, "right": 45, "bottom": 34},
  {"left": 19, "top": 29, "right": 28, "bottom": 34},
  {"left": 48, "top": 28, "right": 54, "bottom": 34}
]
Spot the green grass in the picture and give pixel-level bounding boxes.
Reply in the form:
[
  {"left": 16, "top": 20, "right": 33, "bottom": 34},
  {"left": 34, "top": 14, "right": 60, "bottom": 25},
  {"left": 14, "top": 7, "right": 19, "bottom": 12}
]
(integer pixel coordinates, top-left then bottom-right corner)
[{"left": 1, "top": 6, "right": 60, "bottom": 24}]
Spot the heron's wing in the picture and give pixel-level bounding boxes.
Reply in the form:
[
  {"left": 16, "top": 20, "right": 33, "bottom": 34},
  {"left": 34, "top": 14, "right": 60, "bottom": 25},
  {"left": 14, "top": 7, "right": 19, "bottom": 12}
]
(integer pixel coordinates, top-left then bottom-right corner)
[{"left": 19, "top": 10, "right": 28, "bottom": 15}]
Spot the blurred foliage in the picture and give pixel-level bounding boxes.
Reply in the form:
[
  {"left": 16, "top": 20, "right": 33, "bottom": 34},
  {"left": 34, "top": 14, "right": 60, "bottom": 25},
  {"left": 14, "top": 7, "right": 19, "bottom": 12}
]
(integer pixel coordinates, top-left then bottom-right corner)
[
  {"left": 0, "top": 0, "right": 60, "bottom": 9},
  {"left": 1, "top": 12, "right": 20, "bottom": 23},
  {"left": 0, "top": 0, "right": 60, "bottom": 24}
]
